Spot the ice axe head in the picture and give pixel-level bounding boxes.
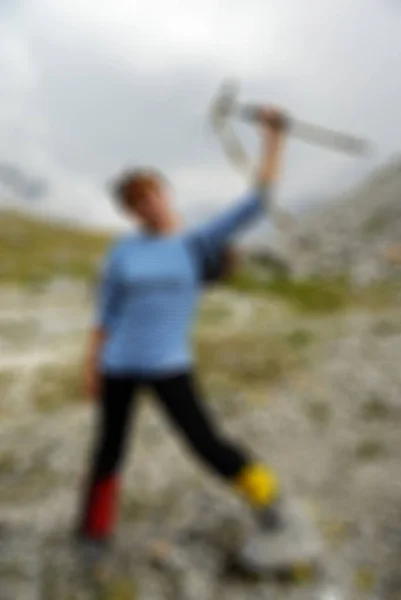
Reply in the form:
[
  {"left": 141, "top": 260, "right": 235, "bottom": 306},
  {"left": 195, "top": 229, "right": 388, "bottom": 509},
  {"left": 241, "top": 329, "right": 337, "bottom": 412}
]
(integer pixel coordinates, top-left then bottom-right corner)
[{"left": 210, "top": 80, "right": 239, "bottom": 129}]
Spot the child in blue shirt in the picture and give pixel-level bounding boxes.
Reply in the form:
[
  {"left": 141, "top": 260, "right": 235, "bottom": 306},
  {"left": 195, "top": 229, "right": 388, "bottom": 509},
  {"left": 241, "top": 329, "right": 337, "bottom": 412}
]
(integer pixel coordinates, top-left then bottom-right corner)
[{"left": 77, "top": 107, "right": 295, "bottom": 570}]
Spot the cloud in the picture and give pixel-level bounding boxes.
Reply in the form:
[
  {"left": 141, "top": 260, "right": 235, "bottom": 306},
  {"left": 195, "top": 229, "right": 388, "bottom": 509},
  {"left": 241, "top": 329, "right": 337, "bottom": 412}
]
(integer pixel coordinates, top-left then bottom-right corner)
[{"left": 0, "top": 0, "right": 400, "bottom": 230}]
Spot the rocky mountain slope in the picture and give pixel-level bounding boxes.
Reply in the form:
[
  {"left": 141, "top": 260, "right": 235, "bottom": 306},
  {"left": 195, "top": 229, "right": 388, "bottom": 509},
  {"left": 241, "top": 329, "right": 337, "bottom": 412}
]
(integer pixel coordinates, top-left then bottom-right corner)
[{"left": 280, "top": 159, "right": 401, "bottom": 283}]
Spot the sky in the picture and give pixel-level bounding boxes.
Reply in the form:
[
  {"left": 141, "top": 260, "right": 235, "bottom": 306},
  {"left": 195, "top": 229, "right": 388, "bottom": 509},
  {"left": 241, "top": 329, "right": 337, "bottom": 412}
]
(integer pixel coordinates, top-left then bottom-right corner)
[{"left": 0, "top": 0, "right": 400, "bottom": 232}]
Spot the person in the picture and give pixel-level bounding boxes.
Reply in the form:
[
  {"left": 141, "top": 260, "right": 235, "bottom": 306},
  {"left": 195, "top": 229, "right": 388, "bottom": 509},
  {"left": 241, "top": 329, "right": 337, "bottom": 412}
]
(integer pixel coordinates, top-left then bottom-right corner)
[
  {"left": 76, "top": 107, "right": 289, "bottom": 565},
  {"left": 201, "top": 244, "right": 239, "bottom": 285}
]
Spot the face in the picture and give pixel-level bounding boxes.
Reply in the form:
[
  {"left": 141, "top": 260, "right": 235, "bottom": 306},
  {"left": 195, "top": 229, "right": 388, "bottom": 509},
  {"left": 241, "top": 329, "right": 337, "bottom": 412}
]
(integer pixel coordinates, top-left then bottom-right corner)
[{"left": 123, "top": 178, "right": 174, "bottom": 231}]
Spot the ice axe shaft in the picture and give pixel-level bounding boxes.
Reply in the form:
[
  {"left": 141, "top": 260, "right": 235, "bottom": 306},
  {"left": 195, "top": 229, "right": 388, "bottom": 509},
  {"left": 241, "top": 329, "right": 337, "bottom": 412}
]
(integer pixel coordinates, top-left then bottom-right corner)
[
  {"left": 237, "top": 104, "right": 370, "bottom": 156},
  {"left": 211, "top": 81, "right": 372, "bottom": 157}
]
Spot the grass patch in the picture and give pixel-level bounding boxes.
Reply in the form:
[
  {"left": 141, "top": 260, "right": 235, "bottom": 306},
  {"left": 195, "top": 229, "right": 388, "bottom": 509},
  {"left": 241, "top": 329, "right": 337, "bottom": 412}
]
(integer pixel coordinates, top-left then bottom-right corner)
[
  {"left": 229, "top": 271, "right": 400, "bottom": 314},
  {"left": 0, "top": 209, "right": 112, "bottom": 285},
  {"left": 363, "top": 213, "right": 393, "bottom": 236},
  {"left": 31, "top": 361, "right": 84, "bottom": 412},
  {"left": 0, "top": 319, "right": 39, "bottom": 346},
  {"left": 229, "top": 273, "right": 350, "bottom": 313},
  {"left": 0, "top": 562, "right": 28, "bottom": 579},
  {"left": 354, "top": 567, "right": 377, "bottom": 592},
  {"left": 100, "top": 578, "right": 137, "bottom": 600},
  {"left": 197, "top": 329, "right": 305, "bottom": 388},
  {"left": 285, "top": 329, "right": 315, "bottom": 349},
  {"left": 122, "top": 497, "right": 149, "bottom": 522},
  {"left": 361, "top": 396, "right": 392, "bottom": 421},
  {"left": 0, "top": 371, "right": 15, "bottom": 398},
  {"left": 267, "top": 277, "right": 350, "bottom": 313},
  {"left": 0, "top": 464, "right": 58, "bottom": 503},
  {"left": 0, "top": 452, "right": 17, "bottom": 475},
  {"left": 355, "top": 439, "right": 386, "bottom": 461},
  {"left": 304, "top": 400, "right": 331, "bottom": 427},
  {"left": 354, "top": 278, "right": 401, "bottom": 311},
  {"left": 198, "top": 302, "right": 230, "bottom": 326}
]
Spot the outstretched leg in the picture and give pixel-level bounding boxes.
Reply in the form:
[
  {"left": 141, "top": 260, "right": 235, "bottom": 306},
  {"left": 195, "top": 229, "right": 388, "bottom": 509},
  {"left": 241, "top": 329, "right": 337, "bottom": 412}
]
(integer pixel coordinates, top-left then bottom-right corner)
[
  {"left": 76, "top": 375, "right": 138, "bottom": 542},
  {"left": 150, "top": 371, "right": 279, "bottom": 508},
  {"left": 151, "top": 371, "right": 321, "bottom": 575}
]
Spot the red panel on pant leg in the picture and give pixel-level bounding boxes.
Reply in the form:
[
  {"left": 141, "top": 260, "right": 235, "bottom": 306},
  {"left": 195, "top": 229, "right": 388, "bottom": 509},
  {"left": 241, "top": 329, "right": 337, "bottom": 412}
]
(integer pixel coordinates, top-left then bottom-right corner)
[{"left": 83, "top": 475, "right": 120, "bottom": 538}]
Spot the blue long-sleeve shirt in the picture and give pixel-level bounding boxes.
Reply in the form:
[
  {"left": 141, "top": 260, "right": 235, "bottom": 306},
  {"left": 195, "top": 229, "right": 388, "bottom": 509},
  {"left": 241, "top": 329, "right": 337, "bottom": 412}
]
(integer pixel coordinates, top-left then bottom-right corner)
[{"left": 95, "top": 188, "right": 267, "bottom": 376}]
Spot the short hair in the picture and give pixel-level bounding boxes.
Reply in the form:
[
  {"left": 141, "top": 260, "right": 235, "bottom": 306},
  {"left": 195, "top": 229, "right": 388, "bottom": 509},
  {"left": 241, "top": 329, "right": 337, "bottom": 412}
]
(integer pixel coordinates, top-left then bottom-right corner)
[{"left": 112, "top": 168, "right": 167, "bottom": 207}]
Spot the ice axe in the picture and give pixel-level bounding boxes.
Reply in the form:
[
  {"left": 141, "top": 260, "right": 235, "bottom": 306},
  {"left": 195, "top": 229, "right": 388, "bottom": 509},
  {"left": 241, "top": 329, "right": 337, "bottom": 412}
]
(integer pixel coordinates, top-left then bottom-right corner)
[
  {"left": 209, "top": 81, "right": 296, "bottom": 232},
  {"left": 209, "top": 81, "right": 372, "bottom": 233},
  {"left": 211, "top": 80, "right": 372, "bottom": 158}
]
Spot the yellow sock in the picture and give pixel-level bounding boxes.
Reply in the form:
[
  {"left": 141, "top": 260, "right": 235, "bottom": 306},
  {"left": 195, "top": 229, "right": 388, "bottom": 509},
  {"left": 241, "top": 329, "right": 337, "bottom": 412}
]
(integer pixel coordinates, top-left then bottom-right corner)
[{"left": 233, "top": 463, "right": 280, "bottom": 507}]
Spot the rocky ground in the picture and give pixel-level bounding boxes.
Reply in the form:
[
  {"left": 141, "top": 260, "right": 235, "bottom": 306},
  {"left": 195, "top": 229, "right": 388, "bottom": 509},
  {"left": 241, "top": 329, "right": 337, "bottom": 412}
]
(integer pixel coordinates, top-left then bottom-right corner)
[{"left": 0, "top": 282, "right": 400, "bottom": 600}]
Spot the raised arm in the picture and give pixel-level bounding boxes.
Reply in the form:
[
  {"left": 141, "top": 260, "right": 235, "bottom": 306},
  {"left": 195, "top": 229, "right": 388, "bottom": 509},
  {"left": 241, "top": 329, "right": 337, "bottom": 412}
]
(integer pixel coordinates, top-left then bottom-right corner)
[
  {"left": 255, "top": 107, "right": 287, "bottom": 189},
  {"left": 187, "top": 108, "right": 287, "bottom": 250}
]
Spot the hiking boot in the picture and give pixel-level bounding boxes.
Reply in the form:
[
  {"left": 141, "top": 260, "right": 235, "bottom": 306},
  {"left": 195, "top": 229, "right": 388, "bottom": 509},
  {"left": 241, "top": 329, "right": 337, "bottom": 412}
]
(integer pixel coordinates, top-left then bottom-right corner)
[
  {"left": 236, "top": 497, "right": 322, "bottom": 576},
  {"left": 256, "top": 497, "right": 285, "bottom": 531}
]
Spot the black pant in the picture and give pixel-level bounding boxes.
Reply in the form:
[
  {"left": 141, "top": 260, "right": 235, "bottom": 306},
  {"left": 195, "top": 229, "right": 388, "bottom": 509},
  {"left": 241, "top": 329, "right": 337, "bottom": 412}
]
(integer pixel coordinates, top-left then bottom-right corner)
[{"left": 78, "top": 371, "right": 250, "bottom": 539}]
